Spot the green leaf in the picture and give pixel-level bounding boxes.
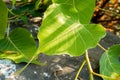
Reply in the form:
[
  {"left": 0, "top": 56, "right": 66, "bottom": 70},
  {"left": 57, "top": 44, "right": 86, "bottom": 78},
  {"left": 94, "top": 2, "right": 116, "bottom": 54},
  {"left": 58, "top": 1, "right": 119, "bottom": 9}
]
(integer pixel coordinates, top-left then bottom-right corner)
[
  {"left": 0, "top": 0, "right": 8, "bottom": 39},
  {"left": 100, "top": 44, "right": 120, "bottom": 80},
  {"left": 37, "top": 0, "right": 106, "bottom": 56},
  {"left": 52, "top": 0, "right": 95, "bottom": 24},
  {"left": 0, "top": 28, "right": 38, "bottom": 64},
  {"left": 35, "top": 0, "right": 42, "bottom": 10},
  {"left": 20, "top": 15, "right": 28, "bottom": 24},
  {"left": 12, "top": 0, "right": 16, "bottom": 9}
]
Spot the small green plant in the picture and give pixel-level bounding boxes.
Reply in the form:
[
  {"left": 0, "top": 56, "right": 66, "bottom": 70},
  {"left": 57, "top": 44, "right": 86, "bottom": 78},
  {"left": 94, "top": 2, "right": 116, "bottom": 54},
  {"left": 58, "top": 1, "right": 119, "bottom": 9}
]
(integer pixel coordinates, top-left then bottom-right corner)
[{"left": 0, "top": 0, "right": 120, "bottom": 80}]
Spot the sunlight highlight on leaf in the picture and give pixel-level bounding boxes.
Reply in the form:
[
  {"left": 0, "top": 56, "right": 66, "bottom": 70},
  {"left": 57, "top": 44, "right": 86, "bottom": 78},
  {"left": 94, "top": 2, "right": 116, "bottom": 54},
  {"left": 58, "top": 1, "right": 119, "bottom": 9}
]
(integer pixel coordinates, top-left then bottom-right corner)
[{"left": 37, "top": 0, "right": 106, "bottom": 56}]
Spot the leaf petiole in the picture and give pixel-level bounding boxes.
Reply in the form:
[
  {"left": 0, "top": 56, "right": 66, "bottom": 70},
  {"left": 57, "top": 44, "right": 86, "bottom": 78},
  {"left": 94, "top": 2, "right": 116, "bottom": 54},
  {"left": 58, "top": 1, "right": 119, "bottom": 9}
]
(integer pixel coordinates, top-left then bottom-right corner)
[
  {"left": 97, "top": 43, "right": 107, "bottom": 51},
  {"left": 85, "top": 50, "right": 94, "bottom": 80},
  {"left": 74, "top": 60, "right": 86, "bottom": 80},
  {"left": 92, "top": 71, "right": 113, "bottom": 80}
]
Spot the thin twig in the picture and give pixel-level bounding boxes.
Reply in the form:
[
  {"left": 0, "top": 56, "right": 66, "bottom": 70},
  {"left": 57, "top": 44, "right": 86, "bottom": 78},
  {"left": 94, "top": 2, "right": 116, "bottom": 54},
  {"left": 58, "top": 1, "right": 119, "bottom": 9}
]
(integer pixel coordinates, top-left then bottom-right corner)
[
  {"left": 97, "top": 18, "right": 120, "bottom": 22},
  {"left": 6, "top": 22, "right": 10, "bottom": 37},
  {"left": 98, "top": 8, "right": 120, "bottom": 17},
  {"left": 8, "top": 8, "right": 15, "bottom": 15}
]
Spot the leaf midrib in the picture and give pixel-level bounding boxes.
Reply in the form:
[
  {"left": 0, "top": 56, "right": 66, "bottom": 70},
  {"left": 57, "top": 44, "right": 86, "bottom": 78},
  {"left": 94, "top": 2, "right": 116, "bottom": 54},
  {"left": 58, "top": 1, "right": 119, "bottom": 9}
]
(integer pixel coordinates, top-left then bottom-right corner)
[{"left": 7, "top": 37, "right": 30, "bottom": 60}]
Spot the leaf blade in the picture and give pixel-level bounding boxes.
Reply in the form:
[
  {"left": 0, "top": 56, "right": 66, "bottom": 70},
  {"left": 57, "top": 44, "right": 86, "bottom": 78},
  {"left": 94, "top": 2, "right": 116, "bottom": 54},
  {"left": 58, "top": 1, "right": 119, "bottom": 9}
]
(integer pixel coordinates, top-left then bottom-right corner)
[
  {"left": 37, "top": 1, "right": 106, "bottom": 56},
  {"left": 0, "top": 28, "right": 37, "bottom": 63},
  {"left": 0, "top": 0, "right": 8, "bottom": 39},
  {"left": 100, "top": 44, "right": 120, "bottom": 80}
]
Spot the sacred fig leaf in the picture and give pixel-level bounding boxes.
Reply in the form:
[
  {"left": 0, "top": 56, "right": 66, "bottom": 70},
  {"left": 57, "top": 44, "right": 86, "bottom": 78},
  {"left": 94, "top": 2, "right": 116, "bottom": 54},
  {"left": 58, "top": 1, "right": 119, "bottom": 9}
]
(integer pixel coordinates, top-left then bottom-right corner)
[
  {"left": 0, "top": 0, "right": 8, "bottom": 39},
  {"left": 52, "top": 0, "right": 95, "bottom": 24},
  {"left": 100, "top": 44, "right": 120, "bottom": 80},
  {"left": 0, "top": 28, "right": 38, "bottom": 64},
  {"left": 37, "top": 0, "right": 106, "bottom": 56}
]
